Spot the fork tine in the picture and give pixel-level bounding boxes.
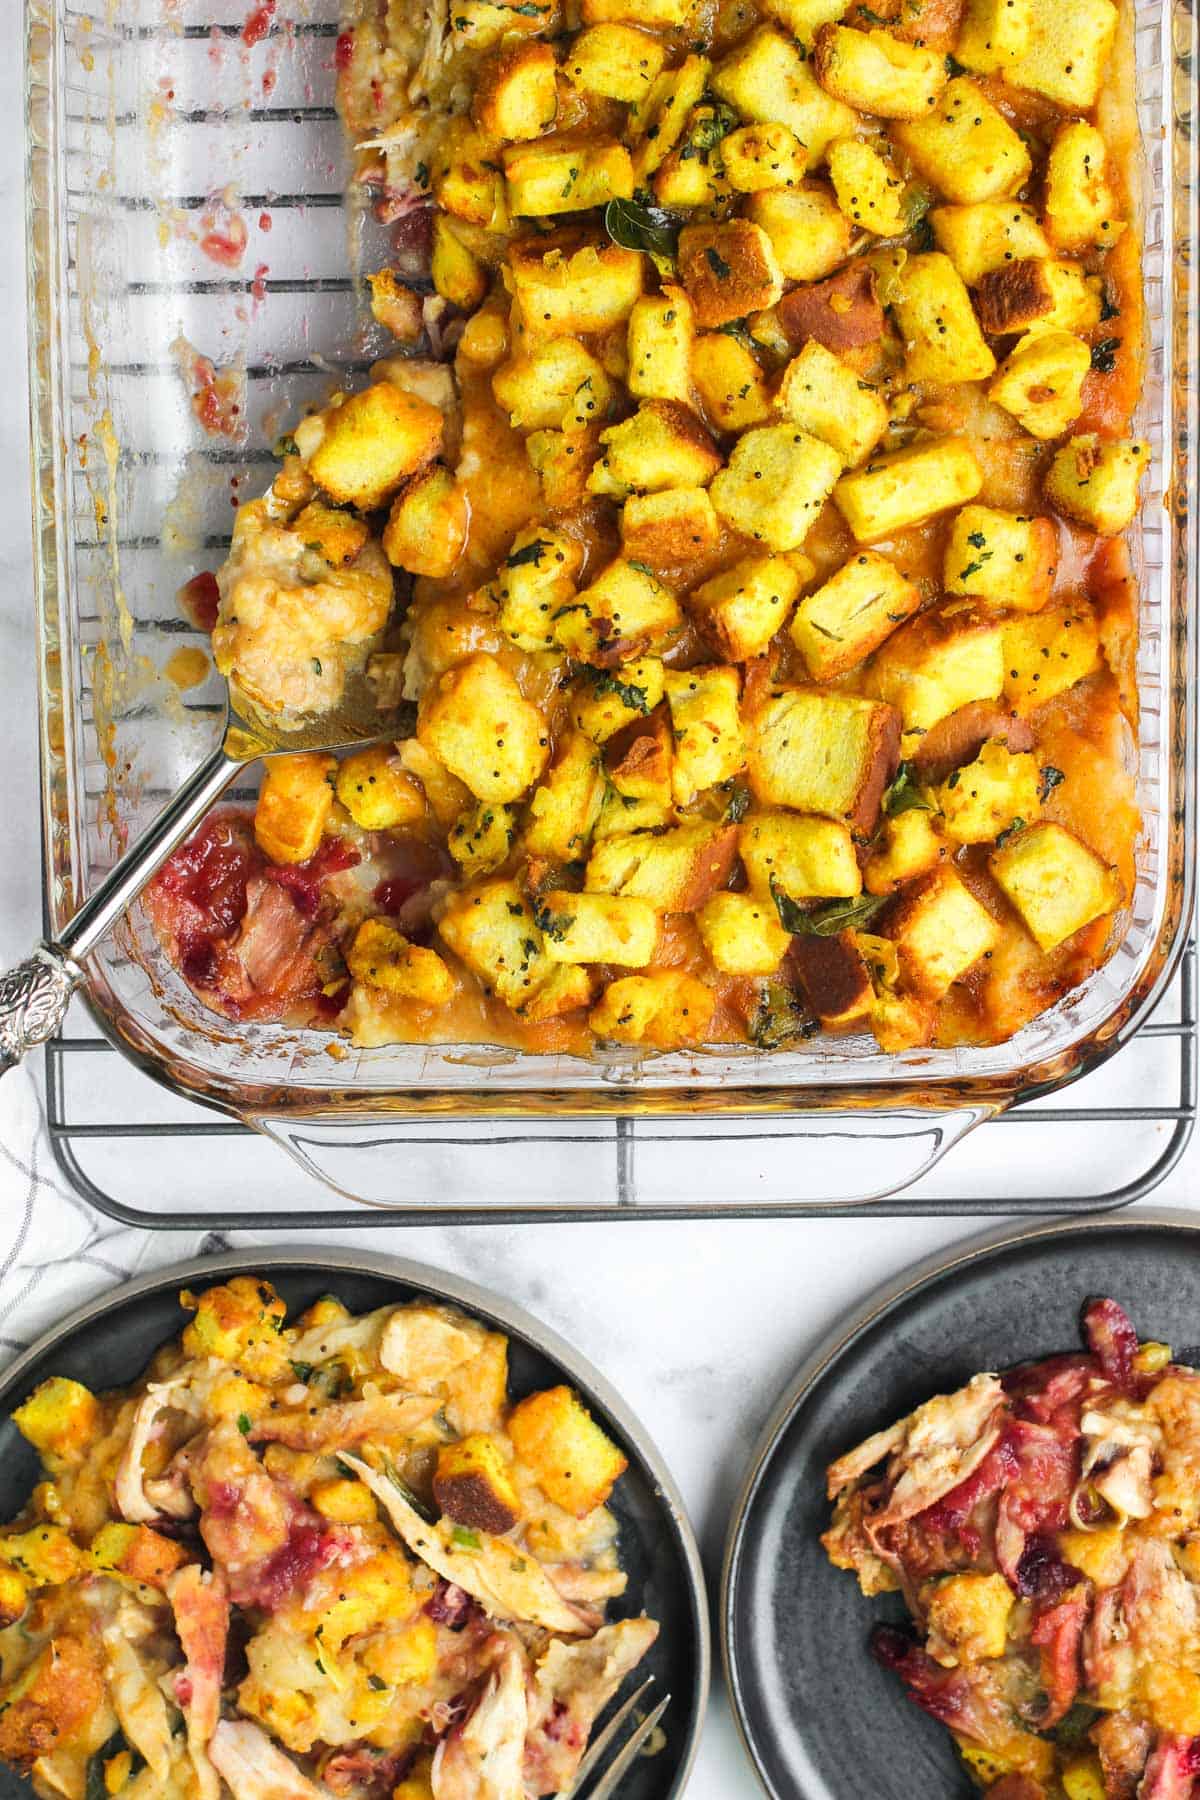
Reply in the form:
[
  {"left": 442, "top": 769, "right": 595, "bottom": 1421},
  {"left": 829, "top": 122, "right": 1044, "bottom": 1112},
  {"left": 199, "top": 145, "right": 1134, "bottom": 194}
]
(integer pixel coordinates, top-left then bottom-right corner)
[
  {"left": 583, "top": 1692, "right": 671, "bottom": 1800},
  {"left": 568, "top": 1677, "right": 655, "bottom": 1796}
]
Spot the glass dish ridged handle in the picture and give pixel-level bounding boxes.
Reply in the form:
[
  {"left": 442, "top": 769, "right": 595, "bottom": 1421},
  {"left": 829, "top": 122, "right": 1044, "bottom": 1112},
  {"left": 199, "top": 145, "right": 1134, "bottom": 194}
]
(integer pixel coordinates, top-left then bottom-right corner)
[{"left": 0, "top": 745, "right": 242, "bottom": 1074}]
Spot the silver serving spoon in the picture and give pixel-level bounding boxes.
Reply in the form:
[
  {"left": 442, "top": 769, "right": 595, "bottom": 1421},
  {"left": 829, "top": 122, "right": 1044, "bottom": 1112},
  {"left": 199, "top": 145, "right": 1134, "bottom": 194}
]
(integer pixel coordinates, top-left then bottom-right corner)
[{"left": 0, "top": 667, "right": 402, "bottom": 1073}]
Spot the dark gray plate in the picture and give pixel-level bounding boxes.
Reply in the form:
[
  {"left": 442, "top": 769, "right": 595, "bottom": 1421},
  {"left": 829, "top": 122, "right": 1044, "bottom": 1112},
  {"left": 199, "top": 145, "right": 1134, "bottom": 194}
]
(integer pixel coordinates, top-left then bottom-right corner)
[
  {"left": 721, "top": 1212, "right": 1200, "bottom": 1800},
  {"left": 0, "top": 1248, "right": 708, "bottom": 1799}
]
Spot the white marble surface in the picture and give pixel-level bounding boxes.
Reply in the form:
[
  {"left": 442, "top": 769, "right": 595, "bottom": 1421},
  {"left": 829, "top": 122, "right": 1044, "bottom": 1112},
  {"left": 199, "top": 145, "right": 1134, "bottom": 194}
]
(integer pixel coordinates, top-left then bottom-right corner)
[{"left": 0, "top": 7, "right": 1197, "bottom": 1798}]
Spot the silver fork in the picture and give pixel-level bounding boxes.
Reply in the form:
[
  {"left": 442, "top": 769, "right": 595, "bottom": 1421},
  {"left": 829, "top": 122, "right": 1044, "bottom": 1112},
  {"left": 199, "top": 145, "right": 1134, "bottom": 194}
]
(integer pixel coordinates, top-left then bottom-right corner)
[{"left": 568, "top": 1678, "right": 670, "bottom": 1800}]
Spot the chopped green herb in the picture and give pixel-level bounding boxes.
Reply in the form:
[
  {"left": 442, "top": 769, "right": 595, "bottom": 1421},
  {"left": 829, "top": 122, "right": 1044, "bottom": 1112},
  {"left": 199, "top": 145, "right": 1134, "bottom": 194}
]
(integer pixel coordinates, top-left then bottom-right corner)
[
  {"left": 705, "top": 245, "right": 732, "bottom": 279},
  {"left": 957, "top": 551, "right": 994, "bottom": 583},
  {"left": 882, "top": 762, "right": 934, "bottom": 817},
  {"left": 749, "top": 981, "right": 817, "bottom": 1049},
  {"left": 532, "top": 899, "right": 575, "bottom": 941},
  {"left": 725, "top": 781, "right": 752, "bottom": 823},
  {"left": 414, "top": 161, "right": 429, "bottom": 188},
  {"left": 995, "top": 816, "right": 1026, "bottom": 846},
  {"left": 581, "top": 667, "right": 652, "bottom": 714},
  {"left": 289, "top": 1360, "right": 314, "bottom": 1382},
  {"left": 604, "top": 196, "right": 681, "bottom": 260},
  {"left": 368, "top": 1674, "right": 388, "bottom": 1691},
  {"left": 772, "top": 881, "right": 888, "bottom": 937},
  {"left": 237, "top": 1413, "right": 252, "bottom": 1436},
  {"left": 506, "top": 538, "right": 551, "bottom": 569},
  {"left": 452, "top": 1526, "right": 482, "bottom": 1550},
  {"left": 1039, "top": 764, "right": 1066, "bottom": 801},
  {"left": 1090, "top": 336, "right": 1121, "bottom": 373}
]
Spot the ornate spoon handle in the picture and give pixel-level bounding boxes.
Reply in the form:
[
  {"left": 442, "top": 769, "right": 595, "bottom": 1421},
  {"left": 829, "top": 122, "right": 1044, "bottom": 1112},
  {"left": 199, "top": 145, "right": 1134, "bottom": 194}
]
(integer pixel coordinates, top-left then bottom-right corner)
[{"left": 0, "top": 949, "right": 81, "bottom": 1073}]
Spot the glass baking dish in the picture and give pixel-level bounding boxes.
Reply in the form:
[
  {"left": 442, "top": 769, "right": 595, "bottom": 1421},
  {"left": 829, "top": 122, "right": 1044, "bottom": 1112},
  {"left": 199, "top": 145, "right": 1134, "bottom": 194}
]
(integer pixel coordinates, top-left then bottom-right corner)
[{"left": 23, "top": 0, "right": 1198, "bottom": 1210}]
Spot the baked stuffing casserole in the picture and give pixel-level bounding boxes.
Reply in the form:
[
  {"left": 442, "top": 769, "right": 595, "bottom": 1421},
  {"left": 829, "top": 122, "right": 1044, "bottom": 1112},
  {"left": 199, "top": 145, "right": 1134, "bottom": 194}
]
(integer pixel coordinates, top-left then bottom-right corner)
[
  {"left": 0, "top": 1278, "right": 655, "bottom": 1799},
  {"left": 146, "top": 0, "right": 1149, "bottom": 1057},
  {"left": 823, "top": 1299, "right": 1200, "bottom": 1799}
]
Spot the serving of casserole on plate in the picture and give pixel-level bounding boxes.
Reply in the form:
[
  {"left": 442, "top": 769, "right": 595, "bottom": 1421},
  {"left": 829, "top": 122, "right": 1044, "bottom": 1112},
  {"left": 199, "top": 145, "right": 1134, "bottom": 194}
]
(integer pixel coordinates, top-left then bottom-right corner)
[
  {"left": 0, "top": 1253, "right": 705, "bottom": 1800},
  {"left": 138, "top": 0, "right": 1156, "bottom": 1065}
]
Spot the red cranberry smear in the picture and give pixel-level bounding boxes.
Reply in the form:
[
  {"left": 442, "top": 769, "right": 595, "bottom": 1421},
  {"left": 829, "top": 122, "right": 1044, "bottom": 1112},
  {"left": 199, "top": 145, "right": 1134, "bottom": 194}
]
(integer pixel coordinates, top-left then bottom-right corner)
[
  {"left": 1083, "top": 1296, "right": 1140, "bottom": 1388},
  {"left": 233, "top": 1519, "right": 344, "bottom": 1611},
  {"left": 1014, "top": 1532, "right": 1083, "bottom": 1602},
  {"left": 262, "top": 838, "right": 359, "bottom": 918},
  {"left": 152, "top": 815, "right": 260, "bottom": 977},
  {"left": 243, "top": 1, "right": 276, "bottom": 46},
  {"left": 425, "top": 1580, "right": 476, "bottom": 1630},
  {"left": 178, "top": 569, "right": 220, "bottom": 632},
  {"left": 335, "top": 29, "right": 355, "bottom": 69},
  {"left": 870, "top": 1628, "right": 973, "bottom": 1729}
]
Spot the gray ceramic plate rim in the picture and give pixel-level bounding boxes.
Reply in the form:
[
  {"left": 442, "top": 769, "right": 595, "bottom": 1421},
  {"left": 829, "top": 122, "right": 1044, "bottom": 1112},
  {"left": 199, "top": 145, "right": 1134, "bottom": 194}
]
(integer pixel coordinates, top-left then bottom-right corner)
[
  {"left": 718, "top": 1206, "right": 1200, "bottom": 1800},
  {"left": 0, "top": 1244, "right": 710, "bottom": 1800}
]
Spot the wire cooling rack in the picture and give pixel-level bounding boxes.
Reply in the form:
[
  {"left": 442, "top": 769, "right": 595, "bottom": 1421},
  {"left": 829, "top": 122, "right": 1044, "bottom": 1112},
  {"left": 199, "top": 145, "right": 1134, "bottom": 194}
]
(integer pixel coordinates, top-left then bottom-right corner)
[{"left": 41, "top": 940, "right": 1195, "bottom": 1223}]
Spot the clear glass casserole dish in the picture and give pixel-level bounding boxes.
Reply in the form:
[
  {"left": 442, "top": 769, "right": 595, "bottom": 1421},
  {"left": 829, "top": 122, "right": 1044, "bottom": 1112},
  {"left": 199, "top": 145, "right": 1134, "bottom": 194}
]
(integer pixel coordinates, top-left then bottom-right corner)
[{"left": 24, "top": 0, "right": 1199, "bottom": 1209}]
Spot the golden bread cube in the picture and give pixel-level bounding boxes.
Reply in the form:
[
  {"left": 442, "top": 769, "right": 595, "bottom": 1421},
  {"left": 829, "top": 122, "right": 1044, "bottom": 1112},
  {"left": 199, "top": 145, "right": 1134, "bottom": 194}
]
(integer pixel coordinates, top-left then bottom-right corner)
[
  {"left": 745, "top": 687, "right": 900, "bottom": 832},
  {"left": 590, "top": 400, "right": 721, "bottom": 496},
  {"left": 711, "top": 425, "right": 843, "bottom": 552},
  {"left": 433, "top": 1434, "right": 522, "bottom": 1533},
  {"left": 525, "top": 426, "right": 604, "bottom": 509},
  {"left": 518, "top": 964, "right": 596, "bottom": 1021},
  {"left": 664, "top": 665, "right": 746, "bottom": 804},
  {"left": 887, "top": 866, "right": 1001, "bottom": 997},
  {"left": 690, "top": 553, "right": 806, "bottom": 662},
  {"left": 566, "top": 24, "right": 665, "bottom": 101},
  {"left": 834, "top": 437, "right": 982, "bottom": 542},
  {"left": 434, "top": 119, "right": 510, "bottom": 229},
  {"left": 791, "top": 932, "right": 875, "bottom": 1029},
  {"left": 1044, "top": 122, "right": 1126, "bottom": 252},
  {"left": 652, "top": 116, "right": 736, "bottom": 210},
  {"left": 254, "top": 753, "right": 335, "bottom": 864},
  {"left": 677, "top": 219, "right": 785, "bottom": 328},
  {"left": 448, "top": 801, "right": 519, "bottom": 877},
  {"left": 759, "top": 0, "right": 852, "bottom": 45},
  {"left": 892, "top": 79, "right": 1031, "bottom": 205},
  {"left": 401, "top": 741, "right": 472, "bottom": 829},
  {"left": 697, "top": 891, "right": 792, "bottom": 975},
  {"left": 989, "top": 820, "right": 1120, "bottom": 950},
  {"left": 955, "top": 0, "right": 1031, "bottom": 71},
  {"left": 790, "top": 550, "right": 921, "bottom": 681},
  {"left": 813, "top": 25, "right": 948, "bottom": 119},
  {"left": 868, "top": 606, "right": 1004, "bottom": 735},
  {"left": 1044, "top": 436, "right": 1151, "bottom": 536},
  {"left": 508, "top": 237, "right": 645, "bottom": 337},
  {"left": 450, "top": 0, "right": 557, "bottom": 51},
  {"left": 1007, "top": 0, "right": 1118, "bottom": 108},
  {"left": 936, "top": 739, "right": 1043, "bottom": 845},
  {"left": 930, "top": 201, "right": 1049, "bottom": 284},
  {"left": 943, "top": 504, "right": 1058, "bottom": 610},
  {"left": 627, "top": 290, "right": 694, "bottom": 404},
  {"left": 383, "top": 465, "right": 469, "bottom": 578},
  {"left": 621, "top": 487, "right": 721, "bottom": 568},
  {"left": 437, "top": 877, "right": 551, "bottom": 1008},
  {"left": 776, "top": 341, "right": 889, "bottom": 469},
  {"left": 589, "top": 970, "right": 715, "bottom": 1048},
  {"left": 863, "top": 807, "right": 946, "bottom": 893},
  {"left": 927, "top": 1572, "right": 1014, "bottom": 1664},
  {"left": 431, "top": 214, "right": 488, "bottom": 311},
  {"left": 571, "top": 658, "right": 665, "bottom": 741},
  {"left": 493, "top": 525, "right": 584, "bottom": 654},
  {"left": 607, "top": 714, "right": 673, "bottom": 809},
  {"left": 583, "top": 0, "right": 688, "bottom": 19},
  {"left": 348, "top": 919, "right": 456, "bottom": 1005},
  {"left": 722, "top": 123, "right": 808, "bottom": 193},
  {"left": 88, "top": 1522, "right": 189, "bottom": 1590},
  {"left": 1001, "top": 604, "right": 1100, "bottom": 712},
  {"left": 13, "top": 1378, "right": 100, "bottom": 1465},
  {"left": 492, "top": 335, "right": 613, "bottom": 433},
  {"left": 712, "top": 27, "right": 856, "bottom": 166},
  {"left": 311, "top": 1477, "right": 378, "bottom": 1525},
  {"left": 989, "top": 330, "right": 1091, "bottom": 441},
  {"left": 523, "top": 732, "right": 605, "bottom": 861},
  {"left": 740, "top": 810, "right": 861, "bottom": 899},
  {"left": 827, "top": 137, "right": 907, "bottom": 236},
  {"left": 0, "top": 1567, "right": 26, "bottom": 1627},
  {"left": 292, "top": 500, "right": 368, "bottom": 568},
  {"left": 691, "top": 332, "right": 771, "bottom": 433},
  {"left": 745, "top": 186, "right": 850, "bottom": 284},
  {"left": 367, "top": 269, "right": 423, "bottom": 344},
  {"left": 974, "top": 259, "right": 1101, "bottom": 336},
  {"left": 552, "top": 558, "right": 682, "bottom": 664},
  {"left": 0, "top": 1525, "right": 81, "bottom": 1587},
  {"left": 537, "top": 891, "right": 660, "bottom": 966},
  {"left": 629, "top": 54, "right": 709, "bottom": 180},
  {"left": 503, "top": 136, "right": 633, "bottom": 217},
  {"left": 473, "top": 40, "right": 559, "bottom": 140},
  {"left": 585, "top": 820, "right": 738, "bottom": 909},
  {"left": 335, "top": 746, "right": 427, "bottom": 831},
  {"left": 306, "top": 382, "right": 443, "bottom": 511},
  {"left": 893, "top": 252, "right": 996, "bottom": 385},
  {"left": 508, "top": 1386, "right": 629, "bottom": 1515},
  {"left": 418, "top": 655, "right": 549, "bottom": 803}
]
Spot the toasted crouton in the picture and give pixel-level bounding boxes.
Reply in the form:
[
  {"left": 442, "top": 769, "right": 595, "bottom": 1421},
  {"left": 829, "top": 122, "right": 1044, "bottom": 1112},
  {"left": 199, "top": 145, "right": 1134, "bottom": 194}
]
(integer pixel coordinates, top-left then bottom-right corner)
[
  {"left": 566, "top": 24, "right": 666, "bottom": 102},
  {"left": 813, "top": 25, "right": 948, "bottom": 118},
  {"left": 13, "top": 1378, "right": 100, "bottom": 1465},
  {"left": 434, "top": 119, "right": 510, "bottom": 230},
  {"left": 891, "top": 79, "right": 1031, "bottom": 205},
  {"left": 348, "top": 919, "right": 456, "bottom": 1006},
  {"left": 711, "top": 425, "right": 843, "bottom": 551},
  {"left": 418, "top": 655, "right": 550, "bottom": 803},
  {"left": 691, "top": 333, "right": 772, "bottom": 433},
  {"left": 292, "top": 501, "right": 369, "bottom": 568},
  {"left": 930, "top": 202, "right": 1050, "bottom": 284},
  {"left": 509, "top": 1388, "right": 629, "bottom": 1515},
  {"left": 383, "top": 466, "right": 468, "bottom": 578},
  {"left": 677, "top": 220, "right": 784, "bottom": 329},
  {"left": 473, "top": 39, "right": 559, "bottom": 141},
  {"left": 943, "top": 505, "right": 1058, "bottom": 612},
  {"left": 627, "top": 289, "right": 694, "bottom": 404},
  {"left": 834, "top": 437, "right": 982, "bottom": 542},
  {"left": 448, "top": 801, "right": 519, "bottom": 877},
  {"left": 894, "top": 253, "right": 996, "bottom": 384},
  {"left": 664, "top": 665, "right": 745, "bottom": 804},
  {"left": 1044, "top": 122, "right": 1126, "bottom": 252},
  {"left": 628, "top": 53, "right": 710, "bottom": 180},
  {"left": 1001, "top": 605, "right": 1101, "bottom": 713},
  {"left": 791, "top": 931, "right": 875, "bottom": 1028},
  {"left": 1007, "top": 0, "right": 1117, "bottom": 108},
  {"left": 790, "top": 551, "right": 921, "bottom": 681},
  {"left": 306, "top": 383, "right": 443, "bottom": 511},
  {"left": 1043, "top": 436, "right": 1151, "bottom": 536},
  {"left": 863, "top": 808, "right": 946, "bottom": 893},
  {"left": 589, "top": 971, "right": 715, "bottom": 1048},
  {"left": 745, "top": 687, "right": 900, "bottom": 831},
  {"left": 711, "top": 27, "right": 856, "bottom": 167},
  {"left": 504, "top": 134, "right": 634, "bottom": 217},
  {"left": 722, "top": 123, "right": 809, "bottom": 193},
  {"left": 740, "top": 810, "right": 861, "bottom": 898},
  {"left": 697, "top": 891, "right": 792, "bottom": 974},
  {"left": 758, "top": 0, "right": 853, "bottom": 43},
  {"left": 255, "top": 752, "right": 335, "bottom": 864},
  {"left": 776, "top": 342, "right": 889, "bottom": 469},
  {"left": 437, "top": 877, "right": 552, "bottom": 1008},
  {"left": 433, "top": 1435, "right": 521, "bottom": 1534},
  {"left": 508, "top": 236, "right": 645, "bottom": 337},
  {"left": 955, "top": 0, "right": 1032, "bottom": 69},
  {"left": 571, "top": 658, "right": 666, "bottom": 741},
  {"left": 868, "top": 605, "right": 1005, "bottom": 736},
  {"left": 523, "top": 733, "right": 605, "bottom": 861},
  {"left": 537, "top": 891, "right": 660, "bottom": 966},
  {"left": 585, "top": 821, "right": 739, "bottom": 909},
  {"left": 431, "top": 214, "right": 489, "bottom": 311},
  {"left": 621, "top": 487, "right": 721, "bottom": 567},
  {"left": 552, "top": 558, "right": 683, "bottom": 665},
  {"left": 589, "top": 401, "right": 721, "bottom": 496},
  {"left": 975, "top": 258, "right": 1101, "bottom": 335},
  {"left": 492, "top": 336, "right": 613, "bottom": 434},
  {"left": 886, "top": 866, "right": 1000, "bottom": 997},
  {"left": 988, "top": 330, "right": 1091, "bottom": 441},
  {"left": 827, "top": 137, "right": 907, "bottom": 237},
  {"left": 745, "top": 186, "right": 851, "bottom": 284},
  {"left": 989, "top": 820, "right": 1120, "bottom": 950},
  {"left": 492, "top": 525, "right": 584, "bottom": 652},
  {"left": 335, "top": 746, "right": 427, "bottom": 831},
  {"left": 690, "top": 553, "right": 807, "bottom": 662},
  {"left": 935, "top": 739, "right": 1043, "bottom": 844},
  {"left": 607, "top": 715, "right": 674, "bottom": 807},
  {"left": 926, "top": 1573, "right": 1015, "bottom": 1663}
]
